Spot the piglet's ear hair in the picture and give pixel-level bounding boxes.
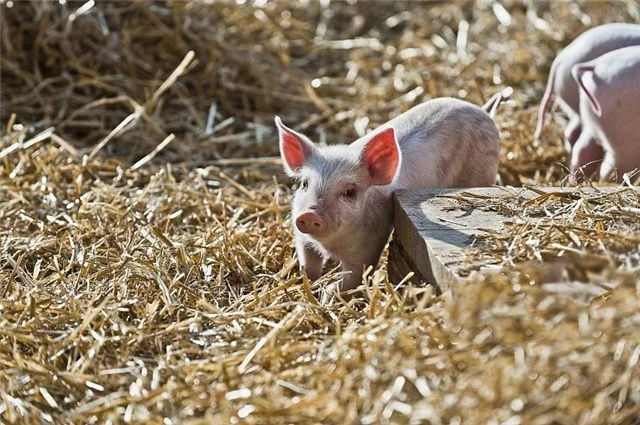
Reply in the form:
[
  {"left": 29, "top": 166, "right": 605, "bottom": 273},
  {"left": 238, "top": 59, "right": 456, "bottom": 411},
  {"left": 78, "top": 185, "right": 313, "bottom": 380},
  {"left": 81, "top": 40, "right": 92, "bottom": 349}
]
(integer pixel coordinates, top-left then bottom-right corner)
[
  {"left": 361, "top": 127, "right": 400, "bottom": 186},
  {"left": 275, "top": 116, "right": 316, "bottom": 176}
]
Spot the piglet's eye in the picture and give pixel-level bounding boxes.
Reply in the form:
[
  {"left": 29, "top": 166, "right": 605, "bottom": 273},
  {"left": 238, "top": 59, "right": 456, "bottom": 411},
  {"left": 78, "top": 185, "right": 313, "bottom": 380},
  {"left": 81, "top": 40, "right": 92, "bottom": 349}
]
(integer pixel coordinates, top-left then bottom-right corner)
[
  {"left": 300, "top": 179, "right": 309, "bottom": 190},
  {"left": 343, "top": 187, "right": 357, "bottom": 198}
]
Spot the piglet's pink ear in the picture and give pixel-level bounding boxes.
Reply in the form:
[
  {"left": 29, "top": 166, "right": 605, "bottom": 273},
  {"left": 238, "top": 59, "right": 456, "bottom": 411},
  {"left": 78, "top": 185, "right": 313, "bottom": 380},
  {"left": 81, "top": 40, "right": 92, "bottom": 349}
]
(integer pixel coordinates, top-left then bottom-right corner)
[
  {"left": 361, "top": 127, "right": 400, "bottom": 186},
  {"left": 275, "top": 116, "right": 316, "bottom": 175}
]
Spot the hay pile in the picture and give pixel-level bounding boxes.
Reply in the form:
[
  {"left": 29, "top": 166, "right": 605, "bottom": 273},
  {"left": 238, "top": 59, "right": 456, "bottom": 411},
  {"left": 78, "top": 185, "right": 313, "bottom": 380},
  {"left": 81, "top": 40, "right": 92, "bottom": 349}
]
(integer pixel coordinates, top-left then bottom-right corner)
[
  {"left": 455, "top": 186, "right": 640, "bottom": 275},
  {"left": 1, "top": 1, "right": 639, "bottom": 423}
]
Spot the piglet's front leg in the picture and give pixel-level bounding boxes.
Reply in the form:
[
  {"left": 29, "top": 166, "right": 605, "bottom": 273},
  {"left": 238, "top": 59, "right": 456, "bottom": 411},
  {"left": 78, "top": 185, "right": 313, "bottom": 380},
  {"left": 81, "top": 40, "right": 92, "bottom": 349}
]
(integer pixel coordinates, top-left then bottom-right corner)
[
  {"left": 321, "top": 263, "right": 364, "bottom": 304},
  {"left": 320, "top": 260, "right": 376, "bottom": 304},
  {"left": 321, "top": 235, "right": 389, "bottom": 303},
  {"left": 294, "top": 230, "right": 324, "bottom": 281}
]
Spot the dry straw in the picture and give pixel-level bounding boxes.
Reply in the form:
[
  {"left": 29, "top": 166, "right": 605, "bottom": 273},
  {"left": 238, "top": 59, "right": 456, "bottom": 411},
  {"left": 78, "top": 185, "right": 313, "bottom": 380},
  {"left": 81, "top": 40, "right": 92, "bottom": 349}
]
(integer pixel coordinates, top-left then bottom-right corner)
[{"left": 1, "top": 1, "right": 639, "bottom": 424}]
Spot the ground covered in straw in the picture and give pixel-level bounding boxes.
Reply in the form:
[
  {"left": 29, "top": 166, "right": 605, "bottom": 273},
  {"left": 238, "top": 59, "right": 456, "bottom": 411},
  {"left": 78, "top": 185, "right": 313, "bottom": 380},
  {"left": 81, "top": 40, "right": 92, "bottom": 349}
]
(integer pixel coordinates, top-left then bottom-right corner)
[{"left": 1, "top": 1, "right": 640, "bottom": 424}]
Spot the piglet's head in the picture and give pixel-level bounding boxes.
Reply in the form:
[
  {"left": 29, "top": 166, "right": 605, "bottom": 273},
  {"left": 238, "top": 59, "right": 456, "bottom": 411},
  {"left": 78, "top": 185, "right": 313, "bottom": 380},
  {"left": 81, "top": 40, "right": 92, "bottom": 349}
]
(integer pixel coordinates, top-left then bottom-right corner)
[{"left": 276, "top": 116, "right": 400, "bottom": 240}]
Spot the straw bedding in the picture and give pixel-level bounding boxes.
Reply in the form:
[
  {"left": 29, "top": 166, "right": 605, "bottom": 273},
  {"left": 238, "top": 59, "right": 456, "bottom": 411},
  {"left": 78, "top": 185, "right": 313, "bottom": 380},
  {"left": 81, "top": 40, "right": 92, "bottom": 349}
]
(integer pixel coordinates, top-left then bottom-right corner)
[{"left": 1, "top": 1, "right": 639, "bottom": 423}]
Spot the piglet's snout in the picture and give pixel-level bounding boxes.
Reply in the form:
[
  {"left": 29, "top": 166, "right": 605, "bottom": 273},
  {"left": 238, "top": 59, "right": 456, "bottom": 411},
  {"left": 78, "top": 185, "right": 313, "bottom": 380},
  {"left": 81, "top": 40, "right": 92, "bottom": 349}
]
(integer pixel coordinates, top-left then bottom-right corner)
[{"left": 295, "top": 211, "right": 326, "bottom": 235}]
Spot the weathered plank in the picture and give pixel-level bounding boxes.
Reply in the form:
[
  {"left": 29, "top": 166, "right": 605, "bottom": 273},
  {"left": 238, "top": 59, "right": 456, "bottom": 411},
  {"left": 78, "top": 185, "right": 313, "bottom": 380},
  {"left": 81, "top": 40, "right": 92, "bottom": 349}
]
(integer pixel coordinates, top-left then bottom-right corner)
[
  {"left": 389, "top": 186, "right": 622, "bottom": 293},
  {"left": 390, "top": 188, "right": 509, "bottom": 293}
]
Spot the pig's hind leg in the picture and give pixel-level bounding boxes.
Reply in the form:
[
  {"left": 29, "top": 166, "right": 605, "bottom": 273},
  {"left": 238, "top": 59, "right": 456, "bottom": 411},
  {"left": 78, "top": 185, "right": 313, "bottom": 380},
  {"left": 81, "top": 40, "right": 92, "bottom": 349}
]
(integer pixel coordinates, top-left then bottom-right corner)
[
  {"left": 564, "top": 114, "right": 582, "bottom": 153},
  {"left": 599, "top": 151, "right": 619, "bottom": 182},
  {"left": 570, "top": 131, "right": 603, "bottom": 181}
]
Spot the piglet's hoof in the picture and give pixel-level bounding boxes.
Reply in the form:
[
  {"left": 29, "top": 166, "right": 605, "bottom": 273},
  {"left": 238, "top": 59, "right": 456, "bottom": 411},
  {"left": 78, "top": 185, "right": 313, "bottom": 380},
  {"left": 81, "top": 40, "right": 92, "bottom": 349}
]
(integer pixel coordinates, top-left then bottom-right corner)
[
  {"left": 321, "top": 282, "right": 360, "bottom": 304},
  {"left": 320, "top": 282, "right": 338, "bottom": 305}
]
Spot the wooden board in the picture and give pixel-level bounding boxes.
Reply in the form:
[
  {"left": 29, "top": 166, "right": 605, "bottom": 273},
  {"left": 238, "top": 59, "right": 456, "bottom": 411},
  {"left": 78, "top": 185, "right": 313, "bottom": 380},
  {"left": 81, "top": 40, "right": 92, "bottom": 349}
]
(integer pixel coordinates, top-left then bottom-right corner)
[{"left": 389, "top": 186, "right": 623, "bottom": 293}]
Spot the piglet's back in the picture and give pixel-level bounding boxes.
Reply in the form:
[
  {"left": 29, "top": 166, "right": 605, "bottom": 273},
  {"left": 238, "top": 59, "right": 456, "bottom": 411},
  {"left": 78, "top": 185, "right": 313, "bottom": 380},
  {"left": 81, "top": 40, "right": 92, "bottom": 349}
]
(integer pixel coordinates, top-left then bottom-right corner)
[
  {"left": 381, "top": 98, "right": 500, "bottom": 190},
  {"left": 555, "top": 23, "right": 640, "bottom": 112}
]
